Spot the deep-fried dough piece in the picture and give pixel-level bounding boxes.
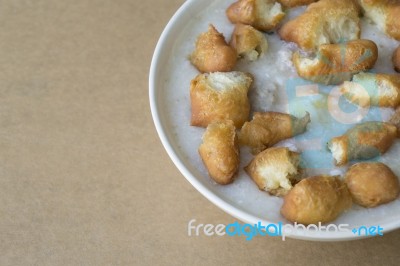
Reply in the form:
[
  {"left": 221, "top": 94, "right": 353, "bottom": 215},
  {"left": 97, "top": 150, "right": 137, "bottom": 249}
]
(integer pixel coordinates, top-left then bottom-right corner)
[
  {"left": 279, "top": 0, "right": 361, "bottom": 51},
  {"left": 393, "top": 46, "right": 400, "bottom": 72},
  {"left": 199, "top": 121, "right": 240, "bottom": 185},
  {"left": 293, "top": 40, "right": 378, "bottom": 85},
  {"left": 239, "top": 112, "right": 311, "bottom": 154},
  {"left": 359, "top": 0, "right": 400, "bottom": 40},
  {"left": 226, "top": 0, "right": 285, "bottom": 32},
  {"left": 281, "top": 175, "right": 352, "bottom": 225},
  {"left": 190, "top": 71, "right": 253, "bottom": 128},
  {"left": 389, "top": 107, "right": 400, "bottom": 137},
  {"left": 245, "top": 147, "right": 301, "bottom": 196},
  {"left": 277, "top": 0, "right": 316, "bottom": 8},
  {"left": 345, "top": 162, "right": 400, "bottom": 207},
  {"left": 190, "top": 25, "right": 237, "bottom": 73},
  {"left": 230, "top": 24, "right": 268, "bottom": 61},
  {"left": 340, "top": 72, "right": 400, "bottom": 108},
  {"left": 328, "top": 122, "right": 397, "bottom": 166}
]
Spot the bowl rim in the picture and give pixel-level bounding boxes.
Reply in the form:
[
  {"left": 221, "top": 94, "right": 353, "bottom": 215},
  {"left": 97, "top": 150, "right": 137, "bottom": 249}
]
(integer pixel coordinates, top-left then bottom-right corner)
[{"left": 148, "top": 0, "right": 400, "bottom": 241}]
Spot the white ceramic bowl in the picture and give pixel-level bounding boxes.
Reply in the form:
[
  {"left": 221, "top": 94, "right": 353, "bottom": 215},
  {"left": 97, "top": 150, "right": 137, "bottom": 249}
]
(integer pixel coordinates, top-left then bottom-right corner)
[{"left": 149, "top": 0, "right": 400, "bottom": 241}]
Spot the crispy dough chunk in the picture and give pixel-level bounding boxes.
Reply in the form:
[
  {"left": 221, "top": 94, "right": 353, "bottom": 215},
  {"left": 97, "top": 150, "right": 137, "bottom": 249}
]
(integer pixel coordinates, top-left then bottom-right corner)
[
  {"left": 345, "top": 162, "right": 400, "bottom": 207},
  {"left": 199, "top": 121, "right": 240, "bottom": 185},
  {"left": 278, "top": 0, "right": 316, "bottom": 8},
  {"left": 245, "top": 147, "right": 301, "bottom": 196},
  {"left": 190, "top": 25, "right": 237, "bottom": 73},
  {"left": 239, "top": 112, "right": 311, "bottom": 154},
  {"left": 328, "top": 122, "right": 397, "bottom": 166},
  {"left": 389, "top": 107, "right": 400, "bottom": 137},
  {"left": 281, "top": 175, "right": 352, "bottom": 225},
  {"left": 230, "top": 24, "right": 268, "bottom": 61},
  {"left": 190, "top": 71, "right": 253, "bottom": 128},
  {"left": 293, "top": 40, "right": 378, "bottom": 85},
  {"left": 279, "top": 0, "right": 361, "bottom": 51},
  {"left": 393, "top": 46, "right": 400, "bottom": 72},
  {"left": 226, "top": 0, "right": 285, "bottom": 32},
  {"left": 340, "top": 72, "right": 400, "bottom": 108},
  {"left": 359, "top": 0, "right": 400, "bottom": 40}
]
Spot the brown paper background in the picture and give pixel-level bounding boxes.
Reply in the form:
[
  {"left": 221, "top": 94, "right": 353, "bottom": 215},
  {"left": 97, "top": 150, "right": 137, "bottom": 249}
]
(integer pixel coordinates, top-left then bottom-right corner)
[{"left": 0, "top": 0, "right": 399, "bottom": 265}]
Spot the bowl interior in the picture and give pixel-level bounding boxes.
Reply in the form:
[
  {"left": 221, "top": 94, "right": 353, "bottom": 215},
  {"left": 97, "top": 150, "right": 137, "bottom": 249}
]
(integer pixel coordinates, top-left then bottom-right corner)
[{"left": 149, "top": 0, "right": 400, "bottom": 241}]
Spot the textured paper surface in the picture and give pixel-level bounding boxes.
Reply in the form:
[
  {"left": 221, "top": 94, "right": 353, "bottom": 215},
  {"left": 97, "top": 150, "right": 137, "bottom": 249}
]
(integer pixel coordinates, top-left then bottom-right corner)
[{"left": 0, "top": 0, "right": 399, "bottom": 265}]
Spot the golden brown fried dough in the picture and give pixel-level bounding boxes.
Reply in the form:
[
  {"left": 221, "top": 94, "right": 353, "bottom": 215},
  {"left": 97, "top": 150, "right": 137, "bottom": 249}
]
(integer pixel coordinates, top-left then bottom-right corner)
[
  {"left": 230, "top": 24, "right": 268, "bottom": 61},
  {"left": 277, "top": 0, "right": 316, "bottom": 8},
  {"left": 328, "top": 122, "right": 397, "bottom": 166},
  {"left": 190, "top": 71, "right": 253, "bottom": 128},
  {"left": 281, "top": 175, "right": 352, "bottom": 225},
  {"left": 359, "top": 0, "right": 400, "bottom": 40},
  {"left": 226, "top": 0, "right": 285, "bottom": 32},
  {"left": 389, "top": 107, "right": 400, "bottom": 137},
  {"left": 279, "top": 0, "right": 361, "bottom": 51},
  {"left": 190, "top": 25, "right": 237, "bottom": 73},
  {"left": 393, "top": 46, "right": 400, "bottom": 72},
  {"left": 239, "top": 112, "right": 311, "bottom": 154},
  {"left": 345, "top": 162, "right": 400, "bottom": 207},
  {"left": 293, "top": 40, "right": 378, "bottom": 85},
  {"left": 199, "top": 121, "right": 240, "bottom": 185},
  {"left": 245, "top": 147, "right": 301, "bottom": 196},
  {"left": 341, "top": 72, "right": 400, "bottom": 108}
]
